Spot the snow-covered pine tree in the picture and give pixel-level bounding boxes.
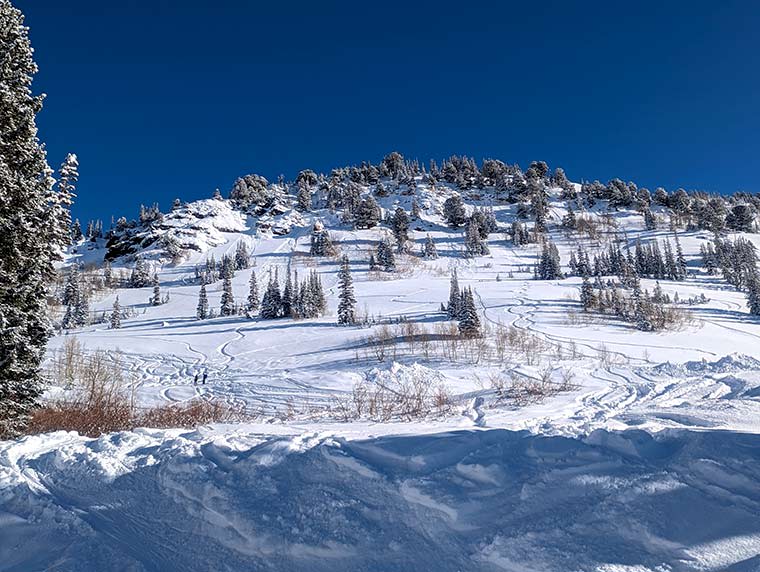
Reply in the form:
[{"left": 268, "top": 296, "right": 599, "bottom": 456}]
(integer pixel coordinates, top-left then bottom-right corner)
[
  {"left": 561, "top": 205, "right": 576, "bottom": 230},
  {"left": 110, "top": 296, "right": 122, "bottom": 329},
  {"left": 746, "top": 272, "right": 760, "bottom": 316},
  {"left": 447, "top": 270, "right": 461, "bottom": 319},
  {"left": 464, "top": 216, "right": 489, "bottom": 257},
  {"left": 355, "top": 196, "right": 381, "bottom": 229},
  {"left": 246, "top": 270, "right": 259, "bottom": 315},
  {"left": 0, "top": 1, "right": 60, "bottom": 436},
  {"left": 260, "top": 271, "right": 282, "bottom": 319},
  {"left": 376, "top": 239, "right": 396, "bottom": 271},
  {"left": 644, "top": 207, "right": 657, "bottom": 231},
  {"left": 220, "top": 273, "right": 235, "bottom": 316},
  {"left": 311, "top": 270, "right": 327, "bottom": 316},
  {"left": 309, "top": 220, "right": 335, "bottom": 256},
  {"left": 130, "top": 256, "right": 151, "bottom": 288},
  {"left": 674, "top": 233, "right": 687, "bottom": 280},
  {"left": 411, "top": 198, "right": 421, "bottom": 220},
  {"left": 458, "top": 287, "right": 482, "bottom": 338},
  {"left": 282, "top": 268, "right": 293, "bottom": 318},
  {"left": 337, "top": 255, "right": 356, "bottom": 325},
  {"left": 422, "top": 234, "right": 438, "bottom": 259},
  {"left": 296, "top": 182, "right": 312, "bottom": 212},
  {"left": 443, "top": 194, "right": 467, "bottom": 228},
  {"left": 74, "top": 287, "right": 89, "bottom": 327},
  {"left": 391, "top": 206, "right": 410, "bottom": 250},
  {"left": 535, "top": 240, "right": 563, "bottom": 280},
  {"left": 150, "top": 273, "right": 161, "bottom": 306},
  {"left": 47, "top": 153, "right": 78, "bottom": 256},
  {"left": 235, "top": 241, "right": 250, "bottom": 270},
  {"left": 580, "top": 275, "right": 595, "bottom": 311},
  {"left": 103, "top": 260, "right": 112, "bottom": 287},
  {"left": 196, "top": 282, "right": 209, "bottom": 320}
]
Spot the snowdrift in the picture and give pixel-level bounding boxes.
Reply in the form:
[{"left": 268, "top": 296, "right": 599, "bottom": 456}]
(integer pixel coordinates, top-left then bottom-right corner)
[{"left": 2, "top": 427, "right": 760, "bottom": 572}]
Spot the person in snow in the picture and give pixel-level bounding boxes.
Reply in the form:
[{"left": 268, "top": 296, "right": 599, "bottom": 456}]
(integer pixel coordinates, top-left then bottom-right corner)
[
  {"left": 193, "top": 372, "right": 199, "bottom": 385},
  {"left": 202, "top": 371, "right": 208, "bottom": 385}
]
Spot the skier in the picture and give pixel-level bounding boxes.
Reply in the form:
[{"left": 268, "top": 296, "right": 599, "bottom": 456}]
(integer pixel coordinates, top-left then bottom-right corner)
[
  {"left": 193, "top": 372, "right": 199, "bottom": 385},
  {"left": 202, "top": 371, "right": 208, "bottom": 385}
]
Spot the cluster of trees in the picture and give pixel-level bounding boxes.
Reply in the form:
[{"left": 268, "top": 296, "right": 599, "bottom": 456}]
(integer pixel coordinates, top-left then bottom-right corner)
[
  {"left": 701, "top": 236, "right": 760, "bottom": 315},
  {"left": 445, "top": 271, "right": 482, "bottom": 337},
  {"left": 192, "top": 243, "right": 250, "bottom": 285},
  {"left": 535, "top": 241, "right": 563, "bottom": 280},
  {"left": 197, "top": 267, "right": 328, "bottom": 322},
  {"left": 569, "top": 235, "right": 687, "bottom": 284},
  {"left": 371, "top": 239, "right": 396, "bottom": 271},
  {"left": 580, "top": 275, "right": 686, "bottom": 331}
]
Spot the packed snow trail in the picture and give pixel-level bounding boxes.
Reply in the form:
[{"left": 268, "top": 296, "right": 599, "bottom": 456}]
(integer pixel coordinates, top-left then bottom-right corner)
[{"left": 2, "top": 427, "right": 760, "bottom": 572}]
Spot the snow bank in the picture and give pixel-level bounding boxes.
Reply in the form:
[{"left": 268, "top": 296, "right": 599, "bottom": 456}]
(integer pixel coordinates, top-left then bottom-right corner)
[
  {"left": 2, "top": 427, "right": 760, "bottom": 571},
  {"left": 647, "top": 353, "right": 760, "bottom": 377}
]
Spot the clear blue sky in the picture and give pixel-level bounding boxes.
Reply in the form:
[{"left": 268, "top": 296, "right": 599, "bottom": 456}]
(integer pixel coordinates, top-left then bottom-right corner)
[{"left": 17, "top": 0, "right": 760, "bottom": 226}]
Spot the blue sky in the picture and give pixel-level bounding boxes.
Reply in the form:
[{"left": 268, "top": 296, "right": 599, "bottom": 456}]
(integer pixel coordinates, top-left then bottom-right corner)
[{"left": 17, "top": 0, "right": 760, "bottom": 226}]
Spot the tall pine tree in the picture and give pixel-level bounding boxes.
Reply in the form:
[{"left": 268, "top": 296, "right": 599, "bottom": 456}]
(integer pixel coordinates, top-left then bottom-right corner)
[
  {"left": 0, "top": 2, "right": 57, "bottom": 437},
  {"left": 337, "top": 255, "right": 356, "bottom": 325}
]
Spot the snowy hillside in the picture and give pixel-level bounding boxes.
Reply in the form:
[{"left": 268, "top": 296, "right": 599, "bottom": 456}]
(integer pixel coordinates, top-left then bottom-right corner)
[{"left": 8, "top": 154, "right": 760, "bottom": 570}]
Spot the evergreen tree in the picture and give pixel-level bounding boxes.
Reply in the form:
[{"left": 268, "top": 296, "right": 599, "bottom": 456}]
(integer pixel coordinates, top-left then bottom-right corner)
[
  {"left": 458, "top": 287, "right": 482, "bottom": 338},
  {"left": 220, "top": 273, "right": 235, "bottom": 316},
  {"left": 464, "top": 217, "right": 489, "bottom": 257},
  {"left": 747, "top": 272, "right": 760, "bottom": 316},
  {"left": 309, "top": 220, "right": 335, "bottom": 256},
  {"left": 71, "top": 218, "right": 83, "bottom": 242},
  {"left": 422, "top": 234, "right": 438, "bottom": 259},
  {"left": 355, "top": 195, "right": 381, "bottom": 229},
  {"left": 674, "top": 233, "right": 687, "bottom": 280},
  {"left": 443, "top": 194, "right": 467, "bottom": 228},
  {"left": 130, "top": 256, "right": 151, "bottom": 288},
  {"left": 103, "top": 260, "right": 113, "bottom": 287},
  {"left": 150, "top": 273, "right": 161, "bottom": 306},
  {"left": 391, "top": 206, "right": 410, "bottom": 250},
  {"left": 337, "top": 255, "right": 356, "bottom": 325},
  {"left": 260, "top": 271, "right": 282, "bottom": 319},
  {"left": 644, "top": 207, "right": 657, "bottom": 231},
  {"left": 196, "top": 282, "right": 209, "bottom": 320},
  {"left": 246, "top": 270, "right": 259, "bottom": 314},
  {"left": 110, "top": 296, "right": 122, "bottom": 329},
  {"left": 447, "top": 270, "right": 461, "bottom": 319},
  {"left": 74, "top": 288, "right": 89, "bottom": 327},
  {"left": 376, "top": 239, "right": 396, "bottom": 271},
  {"left": 296, "top": 183, "right": 312, "bottom": 212},
  {"left": 561, "top": 205, "right": 577, "bottom": 230},
  {"left": 0, "top": 1, "right": 56, "bottom": 436},
  {"left": 411, "top": 198, "right": 421, "bottom": 220},
  {"left": 535, "top": 241, "right": 563, "bottom": 280},
  {"left": 49, "top": 153, "right": 78, "bottom": 255},
  {"left": 235, "top": 241, "right": 250, "bottom": 270},
  {"left": 282, "top": 268, "right": 293, "bottom": 318},
  {"left": 580, "top": 275, "right": 595, "bottom": 310}
]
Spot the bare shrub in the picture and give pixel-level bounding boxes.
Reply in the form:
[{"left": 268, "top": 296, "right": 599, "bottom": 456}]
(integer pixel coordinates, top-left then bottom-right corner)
[
  {"left": 333, "top": 374, "right": 453, "bottom": 422},
  {"left": 31, "top": 349, "right": 135, "bottom": 437},
  {"left": 137, "top": 399, "right": 245, "bottom": 429}
]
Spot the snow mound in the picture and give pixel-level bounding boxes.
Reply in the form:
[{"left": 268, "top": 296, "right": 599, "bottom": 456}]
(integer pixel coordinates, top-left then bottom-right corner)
[
  {"left": 2, "top": 427, "right": 760, "bottom": 571},
  {"left": 646, "top": 353, "right": 760, "bottom": 377}
]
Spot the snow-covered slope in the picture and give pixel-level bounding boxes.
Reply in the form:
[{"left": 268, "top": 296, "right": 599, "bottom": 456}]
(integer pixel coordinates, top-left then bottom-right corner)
[
  {"left": 2, "top": 426, "right": 760, "bottom": 572},
  {"left": 11, "top": 162, "right": 760, "bottom": 571}
]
